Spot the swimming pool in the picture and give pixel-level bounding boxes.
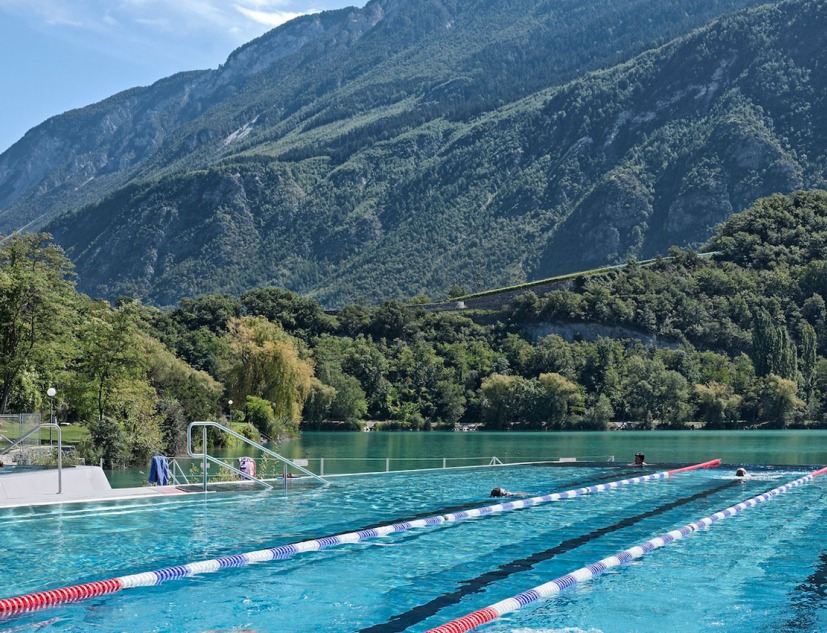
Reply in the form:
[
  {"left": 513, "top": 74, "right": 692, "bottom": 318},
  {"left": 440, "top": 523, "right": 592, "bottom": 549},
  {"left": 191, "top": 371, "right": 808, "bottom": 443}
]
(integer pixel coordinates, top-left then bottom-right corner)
[{"left": 1, "top": 464, "right": 825, "bottom": 632}]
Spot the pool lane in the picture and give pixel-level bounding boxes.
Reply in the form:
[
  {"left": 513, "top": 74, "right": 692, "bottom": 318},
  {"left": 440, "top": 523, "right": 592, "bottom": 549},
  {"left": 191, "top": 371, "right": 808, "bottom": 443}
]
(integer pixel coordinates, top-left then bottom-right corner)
[
  {"left": 778, "top": 548, "right": 827, "bottom": 632},
  {"left": 0, "top": 465, "right": 709, "bottom": 619},
  {"left": 358, "top": 479, "right": 739, "bottom": 633},
  {"left": 427, "top": 466, "right": 827, "bottom": 633},
  {"left": 358, "top": 467, "right": 644, "bottom": 531}
]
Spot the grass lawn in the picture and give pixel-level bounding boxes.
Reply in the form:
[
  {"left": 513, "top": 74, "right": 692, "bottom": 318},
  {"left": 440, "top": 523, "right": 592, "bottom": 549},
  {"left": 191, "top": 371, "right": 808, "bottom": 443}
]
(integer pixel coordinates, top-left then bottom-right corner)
[{"left": 0, "top": 422, "right": 89, "bottom": 445}]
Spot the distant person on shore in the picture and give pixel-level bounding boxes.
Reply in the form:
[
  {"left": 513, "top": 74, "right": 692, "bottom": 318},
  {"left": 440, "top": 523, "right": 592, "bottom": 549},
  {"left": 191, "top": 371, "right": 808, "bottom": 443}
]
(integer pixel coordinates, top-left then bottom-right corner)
[
  {"left": 490, "top": 487, "right": 531, "bottom": 498},
  {"left": 632, "top": 452, "right": 647, "bottom": 467},
  {"left": 735, "top": 467, "right": 748, "bottom": 478}
]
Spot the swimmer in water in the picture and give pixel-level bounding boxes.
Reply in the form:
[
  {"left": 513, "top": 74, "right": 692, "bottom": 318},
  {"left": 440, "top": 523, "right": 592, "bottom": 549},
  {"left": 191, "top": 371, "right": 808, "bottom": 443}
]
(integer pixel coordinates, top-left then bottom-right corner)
[{"left": 490, "top": 487, "right": 531, "bottom": 498}]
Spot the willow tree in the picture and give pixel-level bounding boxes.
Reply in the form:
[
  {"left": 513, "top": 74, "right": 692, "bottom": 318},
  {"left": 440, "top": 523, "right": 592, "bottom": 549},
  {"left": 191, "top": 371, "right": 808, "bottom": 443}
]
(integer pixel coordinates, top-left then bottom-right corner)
[{"left": 223, "top": 316, "right": 313, "bottom": 434}]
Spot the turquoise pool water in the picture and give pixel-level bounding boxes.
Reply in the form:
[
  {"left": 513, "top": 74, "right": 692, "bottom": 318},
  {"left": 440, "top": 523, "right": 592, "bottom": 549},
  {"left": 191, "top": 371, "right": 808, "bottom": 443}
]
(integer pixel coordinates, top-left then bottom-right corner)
[{"left": 2, "top": 464, "right": 826, "bottom": 632}]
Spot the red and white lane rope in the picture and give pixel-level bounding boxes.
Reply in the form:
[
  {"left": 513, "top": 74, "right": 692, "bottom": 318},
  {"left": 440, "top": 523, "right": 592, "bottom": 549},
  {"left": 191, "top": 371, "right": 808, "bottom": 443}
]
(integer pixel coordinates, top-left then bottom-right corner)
[{"left": 0, "top": 459, "right": 720, "bottom": 618}]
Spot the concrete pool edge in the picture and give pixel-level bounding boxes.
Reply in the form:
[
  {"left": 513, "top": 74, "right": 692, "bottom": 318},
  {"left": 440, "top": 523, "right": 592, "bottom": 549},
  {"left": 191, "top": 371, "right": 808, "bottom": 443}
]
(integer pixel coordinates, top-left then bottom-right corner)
[{"left": 0, "top": 466, "right": 188, "bottom": 509}]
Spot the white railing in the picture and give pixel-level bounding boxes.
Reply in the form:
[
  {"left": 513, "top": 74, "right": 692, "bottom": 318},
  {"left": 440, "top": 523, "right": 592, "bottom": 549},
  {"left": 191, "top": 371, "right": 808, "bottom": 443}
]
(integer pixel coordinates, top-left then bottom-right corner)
[{"left": 168, "top": 454, "right": 616, "bottom": 480}]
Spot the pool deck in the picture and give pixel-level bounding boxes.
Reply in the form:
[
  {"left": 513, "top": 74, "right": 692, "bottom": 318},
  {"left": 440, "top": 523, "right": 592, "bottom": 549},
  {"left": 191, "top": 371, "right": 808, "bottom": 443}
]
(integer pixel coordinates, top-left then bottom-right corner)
[{"left": 0, "top": 465, "right": 187, "bottom": 509}]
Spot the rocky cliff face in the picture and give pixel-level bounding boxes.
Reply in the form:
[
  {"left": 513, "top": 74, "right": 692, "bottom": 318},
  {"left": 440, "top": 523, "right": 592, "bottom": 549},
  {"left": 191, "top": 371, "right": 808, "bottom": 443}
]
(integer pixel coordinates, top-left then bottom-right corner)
[
  {"left": 6, "top": 0, "right": 820, "bottom": 308},
  {"left": 0, "top": 7, "right": 374, "bottom": 234}
]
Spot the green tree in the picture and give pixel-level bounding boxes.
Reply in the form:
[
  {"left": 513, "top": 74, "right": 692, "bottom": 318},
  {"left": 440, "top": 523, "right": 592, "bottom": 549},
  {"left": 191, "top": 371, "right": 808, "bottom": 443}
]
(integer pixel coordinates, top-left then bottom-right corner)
[
  {"left": 583, "top": 394, "right": 614, "bottom": 429},
  {"left": 245, "top": 396, "right": 276, "bottom": 437},
  {"left": 622, "top": 356, "right": 689, "bottom": 426},
  {"left": 223, "top": 316, "right": 313, "bottom": 435},
  {"left": 0, "top": 234, "right": 76, "bottom": 413},
  {"left": 72, "top": 301, "right": 147, "bottom": 423},
  {"left": 759, "top": 374, "right": 805, "bottom": 427},
  {"left": 535, "top": 372, "right": 584, "bottom": 428},
  {"left": 326, "top": 371, "right": 368, "bottom": 422},
  {"left": 479, "top": 374, "right": 522, "bottom": 428},
  {"left": 695, "top": 382, "right": 742, "bottom": 427},
  {"left": 750, "top": 309, "right": 797, "bottom": 379},
  {"left": 241, "top": 287, "right": 335, "bottom": 340},
  {"left": 799, "top": 322, "right": 817, "bottom": 403},
  {"left": 172, "top": 294, "right": 242, "bottom": 334},
  {"left": 303, "top": 378, "right": 337, "bottom": 425}
]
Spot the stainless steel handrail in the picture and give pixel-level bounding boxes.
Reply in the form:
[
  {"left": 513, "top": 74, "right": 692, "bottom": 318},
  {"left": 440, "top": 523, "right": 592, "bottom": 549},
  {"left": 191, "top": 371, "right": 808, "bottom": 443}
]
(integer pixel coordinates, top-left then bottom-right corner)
[
  {"left": 0, "top": 423, "right": 62, "bottom": 494},
  {"left": 186, "top": 421, "right": 331, "bottom": 491}
]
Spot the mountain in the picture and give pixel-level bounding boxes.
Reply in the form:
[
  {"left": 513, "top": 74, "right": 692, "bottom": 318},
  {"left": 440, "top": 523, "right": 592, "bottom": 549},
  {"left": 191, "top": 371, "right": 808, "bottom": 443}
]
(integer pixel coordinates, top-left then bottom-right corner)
[{"left": 2, "top": 0, "right": 816, "bottom": 306}]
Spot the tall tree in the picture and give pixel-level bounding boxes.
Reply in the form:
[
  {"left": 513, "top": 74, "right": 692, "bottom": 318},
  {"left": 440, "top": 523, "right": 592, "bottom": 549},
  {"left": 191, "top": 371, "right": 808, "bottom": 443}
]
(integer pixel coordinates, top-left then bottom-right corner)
[
  {"left": 751, "top": 309, "right": 797, "bottom": 380},
  {"left": 0, "top": 234, "right": 75, "bottom": 413},
  {"left": 799, "top": 322, "right": 817, "bottom": 403},
  {"left": 223, "top": 316, "right": 313, "bottom": 434},
  {"left": 72, "top": 301, "right": 146, "bottom": 423}
]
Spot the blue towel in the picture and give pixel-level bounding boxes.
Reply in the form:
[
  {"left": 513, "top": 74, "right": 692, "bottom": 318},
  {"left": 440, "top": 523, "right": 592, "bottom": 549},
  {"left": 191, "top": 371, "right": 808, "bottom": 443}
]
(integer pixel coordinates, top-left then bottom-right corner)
[{"left": 148, "top": 455, "right": 170, "bottom": 485}]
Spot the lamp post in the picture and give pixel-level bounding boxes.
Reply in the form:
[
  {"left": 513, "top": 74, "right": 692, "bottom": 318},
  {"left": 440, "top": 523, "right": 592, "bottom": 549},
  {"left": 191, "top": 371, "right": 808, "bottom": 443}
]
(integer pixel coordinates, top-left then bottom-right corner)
[
  {"left": 228, "top": 400, "right": 233, "bottom": 422},
  {"left": 47, "top": 387, "right": 56, "bottom": 444}
]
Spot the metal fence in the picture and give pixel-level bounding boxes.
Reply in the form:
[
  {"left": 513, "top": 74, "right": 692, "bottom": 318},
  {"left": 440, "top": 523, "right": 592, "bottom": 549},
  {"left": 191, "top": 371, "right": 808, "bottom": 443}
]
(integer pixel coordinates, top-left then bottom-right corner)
[
  {"left": 0, "top": 413, "right": 42, "bottom": 456},
  {"left": 167, "top": 454, "right": 616, "bottom": 486}
]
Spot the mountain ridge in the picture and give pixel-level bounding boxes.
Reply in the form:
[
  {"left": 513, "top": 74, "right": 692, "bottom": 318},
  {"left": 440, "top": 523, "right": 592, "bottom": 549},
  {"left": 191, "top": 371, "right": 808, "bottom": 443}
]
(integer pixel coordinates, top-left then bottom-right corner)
[
  {"left": 5, "top": 0, "right": 820, "bottom": 307},
  {"left": 0, "top": 0, "right": 766, "bottom": 234}
]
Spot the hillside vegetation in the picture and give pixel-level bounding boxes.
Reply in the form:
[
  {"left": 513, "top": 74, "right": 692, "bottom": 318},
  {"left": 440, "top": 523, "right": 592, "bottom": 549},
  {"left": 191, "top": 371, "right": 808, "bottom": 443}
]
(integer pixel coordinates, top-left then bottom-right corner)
[
  {"left": 8, "top": 0, "right": 819, "bottom": 305},
  {"left": 5, "top": 192, "right": 827, "bottom": 468},
  {"left": 48, "top": 0, "right": 827, "bottom": 306}
]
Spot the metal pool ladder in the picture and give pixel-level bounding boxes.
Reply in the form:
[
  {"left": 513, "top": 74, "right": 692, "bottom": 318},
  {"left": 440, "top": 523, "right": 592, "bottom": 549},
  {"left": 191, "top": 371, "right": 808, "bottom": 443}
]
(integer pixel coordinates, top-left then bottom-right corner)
[{"left": 187, "top": 421, "right": 331, "bottom": 491}]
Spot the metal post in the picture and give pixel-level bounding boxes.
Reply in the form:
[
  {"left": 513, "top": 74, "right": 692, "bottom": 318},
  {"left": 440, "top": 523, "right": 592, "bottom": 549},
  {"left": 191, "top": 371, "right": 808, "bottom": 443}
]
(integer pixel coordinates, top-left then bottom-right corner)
[
  {"left": 47, "top": 387, "right": 56, "bottom": 446},
  {"left": 443, "top": 457, "right": 447, "bottom": 469},
  {"left": 386, "top": 457, "right": 390, "bottom": 472},
  {"left": 202, "top": 425, "right": 208, "bottom": 492},
  {"left": 320, "top": 457, "right": 324, "bottom": 476},
  {"left": 56, "top": 425, "right": 62, "bottom": 494}
]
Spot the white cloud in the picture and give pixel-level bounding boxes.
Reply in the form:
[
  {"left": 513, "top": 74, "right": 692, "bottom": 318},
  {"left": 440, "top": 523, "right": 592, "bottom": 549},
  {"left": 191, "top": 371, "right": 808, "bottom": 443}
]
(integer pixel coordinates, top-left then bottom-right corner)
[
  {"left": 0, "top": 0, "right": 90, "bottom": 27},
  {"left": 0, "top": 1, "right": 322, "bottom": 36},
  {"left": 0, "top": 0, "right": 357, "bottom": 68},
  {"left": 236, "top": 5, "right": 306, "bottom": 27}
]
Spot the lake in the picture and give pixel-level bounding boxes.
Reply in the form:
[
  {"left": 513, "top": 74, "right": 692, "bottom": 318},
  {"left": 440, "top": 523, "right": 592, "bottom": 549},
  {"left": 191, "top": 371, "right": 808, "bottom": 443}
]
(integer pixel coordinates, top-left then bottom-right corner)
[{"left": 105, "top": 429, "right": 827, "bottom": 487}]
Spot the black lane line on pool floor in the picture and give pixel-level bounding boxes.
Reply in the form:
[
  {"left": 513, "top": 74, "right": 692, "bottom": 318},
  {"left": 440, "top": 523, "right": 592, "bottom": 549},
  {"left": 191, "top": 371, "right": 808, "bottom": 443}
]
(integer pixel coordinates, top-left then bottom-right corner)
[
  {"left": 779, "top": 550, "right": 827, "bottom": 633},
  {"left": 777, "top": 487, "right": 827, "bottom": 633},
  {"left": 34, "top": 470, "right": 641, "bottom": 594},
  {"left": 357, "top": 479, "right": 739, "bottom": 633}
]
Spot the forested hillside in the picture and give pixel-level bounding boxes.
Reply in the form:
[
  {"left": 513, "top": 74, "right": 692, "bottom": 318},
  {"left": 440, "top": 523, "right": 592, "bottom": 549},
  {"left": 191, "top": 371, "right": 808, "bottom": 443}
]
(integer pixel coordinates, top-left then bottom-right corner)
[
  {"left": 0, "top": 0, "right": 764, "bottom": 232},
  {"left": 5, "top": 192, "right": 827, "bottom": 469},
  {"left": 145, "top": 189, "right": 827, "bottom": 434},
  {"left": 2, "top": 0, "right": 801, "bottom": 306},
  {"left": 43, "top": 0, "right": 827, "bottom": 306}
]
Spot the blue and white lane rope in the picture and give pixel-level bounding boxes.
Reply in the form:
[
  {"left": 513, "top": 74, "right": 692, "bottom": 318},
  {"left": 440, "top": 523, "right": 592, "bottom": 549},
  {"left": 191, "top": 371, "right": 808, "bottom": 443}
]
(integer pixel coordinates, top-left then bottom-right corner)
[
  {"left": 0, "top": 459, "right": 720, "bottom": 617},
  {"left": 427, "top": 465, "right": 827, "bottom": 633}
]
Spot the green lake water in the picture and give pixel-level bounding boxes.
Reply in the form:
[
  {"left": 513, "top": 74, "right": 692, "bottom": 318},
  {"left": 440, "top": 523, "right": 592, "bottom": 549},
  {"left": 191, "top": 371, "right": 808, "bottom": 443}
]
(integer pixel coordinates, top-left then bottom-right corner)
[{"left": 105, "top": 430, "right": 827, "bottom": 488}]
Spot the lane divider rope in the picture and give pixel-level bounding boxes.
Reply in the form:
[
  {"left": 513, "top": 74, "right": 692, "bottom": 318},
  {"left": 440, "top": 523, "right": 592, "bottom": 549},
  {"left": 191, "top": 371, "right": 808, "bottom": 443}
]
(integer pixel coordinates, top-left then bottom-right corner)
[
  {"left": 0, "top": 459, "right": 720, "bottom": 618},
  {"left": 426, "top": 465, "right": 827, "bottom": 633}
]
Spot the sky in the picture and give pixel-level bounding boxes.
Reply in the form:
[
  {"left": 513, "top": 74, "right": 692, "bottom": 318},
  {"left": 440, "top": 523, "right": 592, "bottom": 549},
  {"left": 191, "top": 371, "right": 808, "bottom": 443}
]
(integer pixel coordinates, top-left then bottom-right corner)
[{"left": 0, "top": 0, "right": 363, "bottom": 153}]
